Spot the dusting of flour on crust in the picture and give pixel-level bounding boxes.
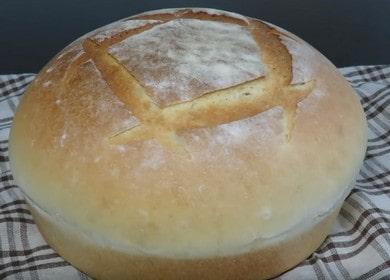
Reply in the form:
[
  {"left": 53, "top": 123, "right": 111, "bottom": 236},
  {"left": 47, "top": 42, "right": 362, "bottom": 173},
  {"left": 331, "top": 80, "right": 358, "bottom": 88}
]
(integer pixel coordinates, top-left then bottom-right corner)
[
  {"left": 270, "top": 25, "right": 327, "bottom": 110},
  {"left": 46, "top": 66, "right": 55, "bottom": 73},
  {"left": 43, "top": 81, "right": 52, "bottom": 88},
  {"left": 258, "top": 207, "right": 272, "bottom": 220},
  {"left": 184, "top": 107, "right": 284, "bottom": 164},
  {"left": 134, "top": 8, "right": 249, "bottom": 23},
  {"left": 90, "top": 20, "right": 162, "bottom": 43},
  {"left": 53, "top": 58, "right": 139, "bottom": 150},
  {"left": 108, "top": 19, "right": 265, "bottom": 106},
  {"left": 277, "top": 33, "right": 316, "bottom": 85},
  {"left": 85, "top": 59, "right": 140, "bottom": 132},
  {"left": 214, "top": 107, "right": 283, "bottom": 146},
  {"left": 189, "top": 8, "right": 249, "bottom": 23},
  {"left": 140, "top": 141, "right": 166, "bottom": 170}
]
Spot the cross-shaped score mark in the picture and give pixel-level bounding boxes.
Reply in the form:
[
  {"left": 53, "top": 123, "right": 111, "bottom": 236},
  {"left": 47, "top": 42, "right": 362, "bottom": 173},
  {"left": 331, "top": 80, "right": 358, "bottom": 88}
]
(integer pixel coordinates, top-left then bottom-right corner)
[{"left": 82, "top": 13, "right": 315, "bottom": 151}]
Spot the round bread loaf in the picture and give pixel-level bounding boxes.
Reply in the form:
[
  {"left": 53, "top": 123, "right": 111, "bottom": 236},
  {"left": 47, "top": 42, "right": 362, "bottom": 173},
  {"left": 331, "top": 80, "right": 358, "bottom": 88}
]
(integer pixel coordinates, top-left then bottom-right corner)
[{"left": 9, "top": 8, "right": 367, "bottom": 280}]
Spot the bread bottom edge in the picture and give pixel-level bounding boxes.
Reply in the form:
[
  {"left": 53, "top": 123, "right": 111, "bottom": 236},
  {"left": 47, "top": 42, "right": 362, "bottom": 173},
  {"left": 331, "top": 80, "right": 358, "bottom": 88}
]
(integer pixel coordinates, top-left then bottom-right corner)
[{"left": 29, "top": 203, "right": 341, "bottom": 280}]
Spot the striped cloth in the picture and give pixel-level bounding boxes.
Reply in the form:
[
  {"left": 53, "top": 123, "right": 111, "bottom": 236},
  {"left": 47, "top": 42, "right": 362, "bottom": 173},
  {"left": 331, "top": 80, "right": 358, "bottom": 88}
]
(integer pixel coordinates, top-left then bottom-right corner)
[{"left": 0, "top": 65, "right": 389, "bottom": 279}]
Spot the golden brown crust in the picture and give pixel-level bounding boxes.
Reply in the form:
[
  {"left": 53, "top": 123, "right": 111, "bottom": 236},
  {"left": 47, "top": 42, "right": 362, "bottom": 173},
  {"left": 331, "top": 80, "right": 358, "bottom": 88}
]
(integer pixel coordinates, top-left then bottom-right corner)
[{"left": 9, "top": 7, "right": 367, "bottom": 280}]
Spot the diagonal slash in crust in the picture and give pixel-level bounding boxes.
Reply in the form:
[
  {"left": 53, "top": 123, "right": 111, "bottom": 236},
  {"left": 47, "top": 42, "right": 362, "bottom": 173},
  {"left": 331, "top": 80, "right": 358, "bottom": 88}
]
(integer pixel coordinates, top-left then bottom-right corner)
[{"left": 79, "top": 10, "right": 315, "bottom": 149}]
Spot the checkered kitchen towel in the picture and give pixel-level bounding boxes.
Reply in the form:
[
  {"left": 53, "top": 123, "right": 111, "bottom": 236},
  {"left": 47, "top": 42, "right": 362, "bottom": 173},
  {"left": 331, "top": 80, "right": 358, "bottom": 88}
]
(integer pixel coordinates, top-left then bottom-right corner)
[{"left": 0, "top": 65, "right": 389, "bottom": 279}]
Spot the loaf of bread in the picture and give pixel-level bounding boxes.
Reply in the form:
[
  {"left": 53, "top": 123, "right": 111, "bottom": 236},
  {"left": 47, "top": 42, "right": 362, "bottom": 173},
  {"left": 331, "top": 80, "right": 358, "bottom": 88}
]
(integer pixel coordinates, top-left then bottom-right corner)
[{"left": 9, "top": 8, "right": 367, "bottom": 280}]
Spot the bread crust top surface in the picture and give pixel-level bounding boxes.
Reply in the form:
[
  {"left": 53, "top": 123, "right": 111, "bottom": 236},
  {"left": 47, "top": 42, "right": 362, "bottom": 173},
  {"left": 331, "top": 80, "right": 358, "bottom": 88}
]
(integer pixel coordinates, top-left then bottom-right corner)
[{"left": 9, "top": 8, "right": 367, "bottom": 258}]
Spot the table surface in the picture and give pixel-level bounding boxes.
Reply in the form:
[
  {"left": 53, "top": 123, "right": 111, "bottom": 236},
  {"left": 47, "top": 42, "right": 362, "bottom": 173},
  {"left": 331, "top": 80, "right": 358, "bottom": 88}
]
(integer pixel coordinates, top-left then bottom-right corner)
[{"left": 1, "top": 0, "right": 390, "bottom": 74}]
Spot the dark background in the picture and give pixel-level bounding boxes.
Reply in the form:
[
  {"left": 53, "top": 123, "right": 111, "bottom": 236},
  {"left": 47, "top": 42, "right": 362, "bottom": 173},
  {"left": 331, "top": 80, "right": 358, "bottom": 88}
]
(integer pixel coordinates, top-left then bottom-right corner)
[{"left": 1, "top": 0, "right": 389, "bottom": 74}]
